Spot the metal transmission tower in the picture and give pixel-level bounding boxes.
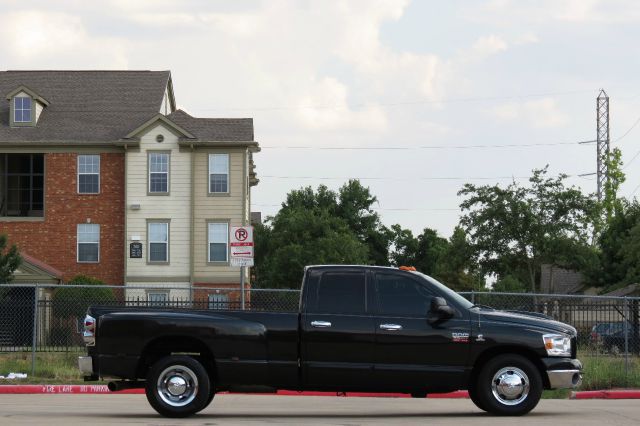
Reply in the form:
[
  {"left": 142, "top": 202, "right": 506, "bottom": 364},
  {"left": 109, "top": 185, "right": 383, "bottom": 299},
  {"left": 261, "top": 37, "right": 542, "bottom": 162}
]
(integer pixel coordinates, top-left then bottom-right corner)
[{"left": 596, "top": 89, "right": 610, "bottom": 201}]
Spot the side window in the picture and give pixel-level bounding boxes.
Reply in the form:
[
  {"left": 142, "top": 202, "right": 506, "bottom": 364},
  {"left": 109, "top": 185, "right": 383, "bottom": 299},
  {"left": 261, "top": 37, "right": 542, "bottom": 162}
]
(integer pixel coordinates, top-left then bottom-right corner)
[
  {"left": 313, "top": 271, "right": 366, "bottom": 315},
  {"left": 375, "top": 273, "right": 434, "bottom": 317}
]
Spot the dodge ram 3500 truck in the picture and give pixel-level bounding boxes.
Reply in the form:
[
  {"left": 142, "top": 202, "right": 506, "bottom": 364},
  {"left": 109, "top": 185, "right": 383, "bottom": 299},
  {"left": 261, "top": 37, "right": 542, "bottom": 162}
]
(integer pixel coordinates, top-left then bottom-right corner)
[{"left": 78, "top": 265, "right": 582, "bottom": 418}]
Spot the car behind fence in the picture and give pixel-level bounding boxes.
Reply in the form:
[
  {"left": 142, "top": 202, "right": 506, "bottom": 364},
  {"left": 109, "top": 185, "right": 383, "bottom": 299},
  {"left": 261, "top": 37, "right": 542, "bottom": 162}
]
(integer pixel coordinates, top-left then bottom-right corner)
[{"left": 0, "top": 284, "right": 638, "bottom": 376}]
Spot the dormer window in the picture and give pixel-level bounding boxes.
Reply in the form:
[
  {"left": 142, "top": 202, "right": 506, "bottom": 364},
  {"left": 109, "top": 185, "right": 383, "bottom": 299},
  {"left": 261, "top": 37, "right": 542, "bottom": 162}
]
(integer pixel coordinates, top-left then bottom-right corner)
[
  {"left": 5, "top": 85, "right": 49, "bottom": 127},
  {"left": 14, "top": 96, "right": 32, "bottom": 123}
]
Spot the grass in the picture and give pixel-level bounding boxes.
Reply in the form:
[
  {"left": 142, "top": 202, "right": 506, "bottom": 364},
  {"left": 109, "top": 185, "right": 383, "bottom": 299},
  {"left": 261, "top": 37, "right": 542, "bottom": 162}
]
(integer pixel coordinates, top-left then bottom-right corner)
[
  {"left": 0, "top": 352, "right": 94, "bottom": 384},
  {"left": 1, "top": 352, "right": 639, "bottom": 394}
]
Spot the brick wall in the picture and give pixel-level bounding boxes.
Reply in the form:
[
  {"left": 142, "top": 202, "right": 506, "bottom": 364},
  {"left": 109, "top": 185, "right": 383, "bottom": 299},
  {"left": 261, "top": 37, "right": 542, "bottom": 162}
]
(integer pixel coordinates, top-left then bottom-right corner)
[{"left": 0, "top": 152, "right": 125, "bottom": 284}]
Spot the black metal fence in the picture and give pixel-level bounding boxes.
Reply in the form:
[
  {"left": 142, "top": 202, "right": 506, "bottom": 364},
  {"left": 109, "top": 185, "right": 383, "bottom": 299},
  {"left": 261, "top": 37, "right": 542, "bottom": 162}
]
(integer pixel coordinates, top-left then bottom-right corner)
[{"left": 0, "top": 284, "right": 638, "bottom": 376}]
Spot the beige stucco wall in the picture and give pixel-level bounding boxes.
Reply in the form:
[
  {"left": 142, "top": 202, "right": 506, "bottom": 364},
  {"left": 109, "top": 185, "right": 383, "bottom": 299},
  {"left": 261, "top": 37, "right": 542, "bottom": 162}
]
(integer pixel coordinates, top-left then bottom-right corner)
[
  {"left": 125, "top": 123, "right": 191, "bottom": 281},
  {"left": 192, "top": 148, "right": 248, "bottom": 284}
]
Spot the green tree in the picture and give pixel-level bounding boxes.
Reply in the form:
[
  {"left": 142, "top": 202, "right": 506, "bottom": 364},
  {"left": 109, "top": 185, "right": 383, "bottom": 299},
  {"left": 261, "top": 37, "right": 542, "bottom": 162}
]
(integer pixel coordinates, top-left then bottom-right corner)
[
  {"left": 435, "top": 227, "right": 483, "bottom": 291},
  {"left": 254, "top": 186, "right": 370, "bottom": 288},
  {"left": 591, "top": 200, "right": 640, "bottom": 289},
  {"left": 336, "top": 180, "right": 392, "bottom": 266},
  {"left": 52, "top": 275, "right": 115, "bottom": 320},
  {"left": 0, "top": 234, "right": 21, "bottom": 283},
  {"left": 602, "top": 147, "right": 626, "bottom": 222},
  {"left": 492, "top": 274, "right": 527, "bottom": 292},
  {"left": 458, "top": 167, "right": 597, "bottom": 292}
]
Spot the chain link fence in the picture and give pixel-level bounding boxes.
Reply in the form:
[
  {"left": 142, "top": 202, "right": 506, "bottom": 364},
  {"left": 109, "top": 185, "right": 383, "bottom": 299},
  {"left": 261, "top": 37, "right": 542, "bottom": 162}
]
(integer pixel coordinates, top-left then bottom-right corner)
[{"left": 0, "top": 284, "right": 638, "bottom": 377}]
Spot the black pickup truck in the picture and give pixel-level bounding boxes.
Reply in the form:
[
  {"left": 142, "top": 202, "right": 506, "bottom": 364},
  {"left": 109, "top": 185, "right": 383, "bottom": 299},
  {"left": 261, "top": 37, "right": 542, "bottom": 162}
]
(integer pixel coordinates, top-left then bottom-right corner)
[{"left": 78, "top": 265, "right": 582, "bottom": 418}]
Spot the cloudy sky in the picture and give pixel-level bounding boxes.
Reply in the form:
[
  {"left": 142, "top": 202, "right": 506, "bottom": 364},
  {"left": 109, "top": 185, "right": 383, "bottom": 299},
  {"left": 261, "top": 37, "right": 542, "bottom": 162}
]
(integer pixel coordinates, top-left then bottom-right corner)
[{"left": 3, "top": 0, "right": 640, "bottom": 237}]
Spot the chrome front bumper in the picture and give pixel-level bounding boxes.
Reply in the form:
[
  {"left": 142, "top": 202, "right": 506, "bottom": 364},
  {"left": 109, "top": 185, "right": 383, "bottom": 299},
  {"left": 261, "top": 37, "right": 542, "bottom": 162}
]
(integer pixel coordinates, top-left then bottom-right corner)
[
  {"left": 78, "top": 356, "right": 93, "bottom": 375},
  {"left": 547, "top": 369, "right": 582, "bottom": 389}
]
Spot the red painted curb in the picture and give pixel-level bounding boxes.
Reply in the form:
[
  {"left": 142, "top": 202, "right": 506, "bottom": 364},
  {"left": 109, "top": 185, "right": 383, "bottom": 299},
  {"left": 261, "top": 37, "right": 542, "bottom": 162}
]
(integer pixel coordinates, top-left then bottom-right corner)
[
  {"left": 572, "top": 390, "right": 640, "bottom": 399},
  {"left": 0, "top": 385, "right": 468, "bottom": 398},
  {"left": 1, "top": 385, "right": 638, "bottom": 399}
]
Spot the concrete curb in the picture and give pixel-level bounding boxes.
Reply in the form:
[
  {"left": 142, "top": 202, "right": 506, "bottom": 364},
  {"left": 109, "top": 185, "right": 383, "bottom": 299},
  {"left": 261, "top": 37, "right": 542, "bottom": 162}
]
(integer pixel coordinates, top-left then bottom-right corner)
[{"left": 1, "top": 385, "right": 639, "bottom": 399}]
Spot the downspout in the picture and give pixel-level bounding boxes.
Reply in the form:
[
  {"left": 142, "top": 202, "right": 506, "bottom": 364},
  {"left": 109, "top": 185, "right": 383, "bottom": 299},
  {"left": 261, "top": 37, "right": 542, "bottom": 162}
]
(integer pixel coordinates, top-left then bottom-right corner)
[{"left": 189, "top": 144, "right": 195, "bottom": 304}]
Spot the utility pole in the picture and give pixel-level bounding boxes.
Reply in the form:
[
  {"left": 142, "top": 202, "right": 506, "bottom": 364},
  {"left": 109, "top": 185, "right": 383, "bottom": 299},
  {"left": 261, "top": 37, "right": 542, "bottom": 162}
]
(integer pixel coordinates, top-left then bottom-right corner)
[{"left": 596, "top": 89, "right": 610, "bottom": 201}]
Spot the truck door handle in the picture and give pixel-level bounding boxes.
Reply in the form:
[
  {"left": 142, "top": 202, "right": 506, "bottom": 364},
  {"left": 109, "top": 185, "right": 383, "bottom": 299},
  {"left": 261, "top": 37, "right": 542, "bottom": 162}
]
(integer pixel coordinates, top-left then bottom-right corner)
[
  {"left": 311, "top": 321, "right": 332, "bottom": 328},
  {"left": 380, "top": 324, "right": 403, "bottom": 331}
]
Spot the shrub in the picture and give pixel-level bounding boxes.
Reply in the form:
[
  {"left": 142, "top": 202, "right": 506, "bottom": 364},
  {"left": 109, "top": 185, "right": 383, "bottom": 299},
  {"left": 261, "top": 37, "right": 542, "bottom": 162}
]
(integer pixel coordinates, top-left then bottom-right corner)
[{"left": 52, "top": 275, "right": 115, "bottom": 320}]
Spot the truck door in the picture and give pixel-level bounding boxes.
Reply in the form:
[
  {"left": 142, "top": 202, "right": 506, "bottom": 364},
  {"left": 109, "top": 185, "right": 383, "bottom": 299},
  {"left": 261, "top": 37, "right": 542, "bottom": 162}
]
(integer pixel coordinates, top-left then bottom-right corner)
[
  {"left": 301, "top": 268, "right": 376, "bottom": 390},
  {"left": 372, "top": 271, "right": 470, "bottom": 392}
]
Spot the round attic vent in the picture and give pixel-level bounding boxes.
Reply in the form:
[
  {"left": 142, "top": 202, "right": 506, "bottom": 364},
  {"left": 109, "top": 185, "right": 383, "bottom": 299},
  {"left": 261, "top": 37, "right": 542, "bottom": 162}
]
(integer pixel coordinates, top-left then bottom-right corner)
[{"left": 156, "top": 134, "right": 164, "bottom": 143}]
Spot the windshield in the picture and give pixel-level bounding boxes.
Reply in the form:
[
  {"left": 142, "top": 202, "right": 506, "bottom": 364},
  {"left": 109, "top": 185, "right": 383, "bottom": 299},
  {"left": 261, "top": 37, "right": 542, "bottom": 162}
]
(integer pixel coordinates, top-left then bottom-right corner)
[{"left": 410, "top": 271, "right": 474, "bottom": 310}]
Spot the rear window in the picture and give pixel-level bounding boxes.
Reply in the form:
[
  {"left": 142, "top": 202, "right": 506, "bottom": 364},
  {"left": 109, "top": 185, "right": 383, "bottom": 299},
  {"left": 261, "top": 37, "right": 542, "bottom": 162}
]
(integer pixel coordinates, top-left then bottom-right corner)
[{"left": 309, "top": 271, "right": 366, "bottom": 315}]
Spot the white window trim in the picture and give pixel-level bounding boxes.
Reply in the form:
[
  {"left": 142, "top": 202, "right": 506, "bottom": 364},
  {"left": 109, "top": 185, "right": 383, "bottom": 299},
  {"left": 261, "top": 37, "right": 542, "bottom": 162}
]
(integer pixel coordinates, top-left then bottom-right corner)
[
  {"left": 208, "top": 153, "right": 230, "bottom": 194},
  {"left": 148, "top": 152, "right": 170, "bottom": 194},
  {"left": 148, "top": 221, "right": 169, "bottom": 263},
  {"left": 14, "top": 96, "right": 32, "bottom": 123},
  {"left": 77, "top": 154, "right": 100, "bottom": 194},
  {"left": 208, "top": 222, "right": 229, "bottom": 263},
  {"left": 77, "top": 224, "right": 100, "bottom": 263}
]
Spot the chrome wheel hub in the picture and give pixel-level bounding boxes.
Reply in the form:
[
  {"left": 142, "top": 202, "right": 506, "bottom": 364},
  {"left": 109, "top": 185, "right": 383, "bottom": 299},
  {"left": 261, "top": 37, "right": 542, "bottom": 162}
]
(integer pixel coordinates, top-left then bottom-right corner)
[
  {"left": 491, "top": 367, "right": 529, "bottom": 406},
  {"left": 157, "top": 365, "right": 199, "bottom": 407}
]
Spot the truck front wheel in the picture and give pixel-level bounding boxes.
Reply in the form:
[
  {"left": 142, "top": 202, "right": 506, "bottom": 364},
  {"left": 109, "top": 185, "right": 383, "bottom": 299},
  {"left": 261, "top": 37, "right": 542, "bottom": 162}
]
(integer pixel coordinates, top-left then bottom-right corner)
[
  {"left": 145, "top": 355, "right": 211, "bottom": 418},
  {"left": 474, "top": 354, "right": 542, "bottom": 416}
]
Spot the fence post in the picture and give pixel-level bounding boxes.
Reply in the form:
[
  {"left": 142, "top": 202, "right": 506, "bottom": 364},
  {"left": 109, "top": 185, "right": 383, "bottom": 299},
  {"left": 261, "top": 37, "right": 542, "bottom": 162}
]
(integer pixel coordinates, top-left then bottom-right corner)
[
  {"left": 624, "top": 297, "right": 629, "bottom": 381},
  {"left": 31, "top": 284, "right": 39, "bottom": 378},
  {"left": 471, "top": 290, "right": 475, "bottom": 304}
]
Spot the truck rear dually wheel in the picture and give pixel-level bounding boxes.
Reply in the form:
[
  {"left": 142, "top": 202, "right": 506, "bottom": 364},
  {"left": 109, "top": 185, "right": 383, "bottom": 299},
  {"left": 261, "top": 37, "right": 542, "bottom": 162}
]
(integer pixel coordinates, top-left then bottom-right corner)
[
  {"left": 474, "top": 354, "right": 542, "bottom": 416},
  {"left": 145, "top": 355, "right": 211, "bottom": 418}
]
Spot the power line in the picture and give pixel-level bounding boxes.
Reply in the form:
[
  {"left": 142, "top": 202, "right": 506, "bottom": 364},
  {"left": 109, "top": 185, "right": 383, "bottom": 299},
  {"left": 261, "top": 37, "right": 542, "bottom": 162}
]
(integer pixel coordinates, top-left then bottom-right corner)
[
  {"left": 259, "top": 173, "right": 587, "bottom": 182},
  {"left": 631, "top": 182, "right": 640, "bottom": 198},
  {"left": 260, "top": 140, "right": 595, "bottom": 151},
  {"left": 613, "top": 113, "right": 640, "bottom": 143},
  {"left": 252, "top": 203, "right": 459, "bottom": 212},
  {"left": 623, "top": 148, "right": 640, "bottom": 170},
  {"left": 192, "top": 88, "right": 594, "bottom": 112}
]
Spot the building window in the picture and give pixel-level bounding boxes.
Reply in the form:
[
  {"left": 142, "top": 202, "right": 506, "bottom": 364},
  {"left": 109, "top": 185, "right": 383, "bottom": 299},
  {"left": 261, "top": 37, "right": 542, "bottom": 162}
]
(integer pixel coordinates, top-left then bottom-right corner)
[
  {"left": 1, "top": 154, "right": 44, "bottom": 217},
  {"left": 77, "top": 224, "right": 99, "bottom": 263},
  {"left": 78, "top": 155, "right": 100, "bottom": 194},
  {"left": 209, "top": 154, "right": 229, "bottom": 193},
  {"left": 208, "top": 222, "right": 228, "bottom": 262},
  {"left": 14, "top": 97, "right": 32, "bottom": 123},
  {"left": 148, "top": 221, "right": 169, "bottom": 262},
  {"left": 148, "top": 291, "right": 168, "bottom": 307},
  {"left": 149, "top": 152, "right": 169, "bottom": 193},
  {"left": 208, "top": 293, "right": 229, "bottom": 310}
]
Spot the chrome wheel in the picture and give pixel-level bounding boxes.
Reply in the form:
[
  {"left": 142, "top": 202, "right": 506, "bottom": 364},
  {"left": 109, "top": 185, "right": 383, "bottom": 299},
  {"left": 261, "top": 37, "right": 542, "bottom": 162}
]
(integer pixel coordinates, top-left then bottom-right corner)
[
  {"left": 491, "top": 367, "right": 529, "bottom": 406},
  {"left": 156, "top": 365, "right": 199, "bottom": 407}
]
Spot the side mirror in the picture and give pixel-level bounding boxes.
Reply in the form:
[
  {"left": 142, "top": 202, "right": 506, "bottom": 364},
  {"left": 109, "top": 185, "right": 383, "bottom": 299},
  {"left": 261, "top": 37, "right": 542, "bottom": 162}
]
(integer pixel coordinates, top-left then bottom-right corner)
[{"left": 428, "top": 297, "right": 455, "bottom": 324}]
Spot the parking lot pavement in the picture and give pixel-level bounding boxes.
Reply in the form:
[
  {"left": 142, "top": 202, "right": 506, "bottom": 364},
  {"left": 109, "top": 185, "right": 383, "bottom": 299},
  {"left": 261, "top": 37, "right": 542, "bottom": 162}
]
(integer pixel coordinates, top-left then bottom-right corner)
[{"left": 1, "top": 394, "right": 639, "bottom": 425}]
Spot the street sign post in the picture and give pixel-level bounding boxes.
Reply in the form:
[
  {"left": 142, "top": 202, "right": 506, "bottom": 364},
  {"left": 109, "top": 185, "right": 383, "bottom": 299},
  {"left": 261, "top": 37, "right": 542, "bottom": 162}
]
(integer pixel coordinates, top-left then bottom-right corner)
[{"left": 230, "top": 226, "right": 254, "bottom": 310}]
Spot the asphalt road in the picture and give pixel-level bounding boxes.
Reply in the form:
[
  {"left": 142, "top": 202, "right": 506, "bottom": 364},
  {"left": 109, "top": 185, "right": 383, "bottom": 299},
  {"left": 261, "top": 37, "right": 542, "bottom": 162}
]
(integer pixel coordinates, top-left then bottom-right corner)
[{"left": 1, "top": 394, "right": 639, "bottom": 425}]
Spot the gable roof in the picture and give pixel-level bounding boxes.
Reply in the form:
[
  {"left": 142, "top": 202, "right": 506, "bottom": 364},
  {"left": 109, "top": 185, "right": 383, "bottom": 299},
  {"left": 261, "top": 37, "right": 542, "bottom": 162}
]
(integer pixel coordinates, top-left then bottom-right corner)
[
  {"left": 0, "top": 70, "right": 171, "bottom": 143},
  {"left": 167, "top": 109, "right": 254, "bottom": 142},
  {"left": 5, "top": 85, "right": 50, "bottom": 106},
  {"left": 124, "top": 113, "right": 196, "bottom": 139}
]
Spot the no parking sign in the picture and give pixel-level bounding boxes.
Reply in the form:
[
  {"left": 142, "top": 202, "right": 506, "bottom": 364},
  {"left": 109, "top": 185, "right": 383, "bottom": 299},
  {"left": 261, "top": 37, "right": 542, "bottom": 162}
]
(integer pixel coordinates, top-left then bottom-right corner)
[{"left": 230, "top": 226, "right": 254, "bottom": 267}]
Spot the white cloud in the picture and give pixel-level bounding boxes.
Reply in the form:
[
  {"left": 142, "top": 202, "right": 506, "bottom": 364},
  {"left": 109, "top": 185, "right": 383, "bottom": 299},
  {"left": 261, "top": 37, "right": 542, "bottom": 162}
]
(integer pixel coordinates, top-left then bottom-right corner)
[
  {"left": 471, "top": 35, "right": 508, "bottom": 58},
  {"left": 489, "top": 98, "right": 569, "bottom": 128},
  {"left": 295, "top": 77, "right": 387, "bottom": 130},
  {"left": 0, "top": 10, "right": 128, "bottom": 68}
]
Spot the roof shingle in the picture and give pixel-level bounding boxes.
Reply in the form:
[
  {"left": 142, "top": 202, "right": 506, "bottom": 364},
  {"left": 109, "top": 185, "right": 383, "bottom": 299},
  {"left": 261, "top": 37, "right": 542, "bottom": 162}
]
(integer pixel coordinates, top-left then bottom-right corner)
[{"left": 0, "top": 70, "right": 170, "bottom": 143}]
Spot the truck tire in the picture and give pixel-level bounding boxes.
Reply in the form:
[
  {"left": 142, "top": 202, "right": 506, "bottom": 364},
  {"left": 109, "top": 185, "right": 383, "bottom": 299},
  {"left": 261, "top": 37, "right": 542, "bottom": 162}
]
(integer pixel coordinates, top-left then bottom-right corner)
[
  {"left": 475, "top": 354, "right": 542, "bottom": 416},
  {"left": 467, "top": 383, "right": 487, "bottom": 412},
  {"left": 145, "top": 355, "right": 211, "bottom": 418}
]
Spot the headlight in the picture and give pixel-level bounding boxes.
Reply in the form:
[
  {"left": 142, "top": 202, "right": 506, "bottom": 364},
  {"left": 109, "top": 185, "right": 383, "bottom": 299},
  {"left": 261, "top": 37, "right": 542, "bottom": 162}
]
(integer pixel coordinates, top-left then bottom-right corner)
[{"left": 543, "top": 333, "right": 571, "bottom": 357}]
